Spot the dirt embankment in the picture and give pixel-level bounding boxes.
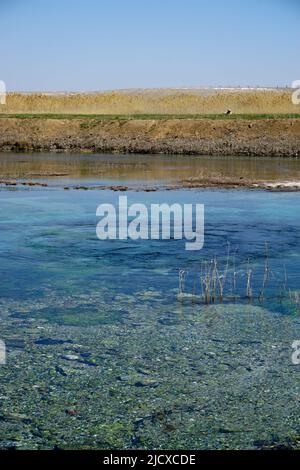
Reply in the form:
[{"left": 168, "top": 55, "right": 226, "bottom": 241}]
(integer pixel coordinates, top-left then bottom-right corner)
[{"left": 0, "top": 118, "right": 300, "bottom": 157}]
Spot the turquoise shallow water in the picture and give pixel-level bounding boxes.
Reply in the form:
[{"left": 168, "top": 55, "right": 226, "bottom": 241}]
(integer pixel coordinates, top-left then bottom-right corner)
[
  {"left": 0, "top": 169, "right": 300, "bottom": 449},
  {"left": 0, "top": 188, "right": 299, "bottom": 318}
]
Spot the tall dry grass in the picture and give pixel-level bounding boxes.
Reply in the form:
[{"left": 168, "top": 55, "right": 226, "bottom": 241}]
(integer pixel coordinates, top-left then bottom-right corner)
[{"left": 1, "top": 89, "right": 298, "bottom": 115}]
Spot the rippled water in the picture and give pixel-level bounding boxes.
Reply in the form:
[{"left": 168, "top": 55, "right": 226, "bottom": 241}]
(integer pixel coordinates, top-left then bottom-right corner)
[
  {"left": 0, "top": 188, "right": 299, "bottom": 317},
  {"left": 0, "top": 154, "right": 299, "bottom": 450}
]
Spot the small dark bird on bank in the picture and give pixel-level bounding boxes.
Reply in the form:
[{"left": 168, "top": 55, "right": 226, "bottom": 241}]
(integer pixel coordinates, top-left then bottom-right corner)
[{"left": 225, "top": 109, "right": 232, "bottom": 115}]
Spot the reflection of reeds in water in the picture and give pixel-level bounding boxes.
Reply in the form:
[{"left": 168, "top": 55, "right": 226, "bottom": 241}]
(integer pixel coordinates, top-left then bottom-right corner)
[{"left": 177, "top": 244, "right": 299, "bottom": 307}]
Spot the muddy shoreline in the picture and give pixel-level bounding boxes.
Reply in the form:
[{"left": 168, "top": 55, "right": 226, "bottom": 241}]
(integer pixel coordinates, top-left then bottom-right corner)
[
  {"left": 0, "top": 117, "right": 300, "bottom": 157},
  {"left": 1, "top": 177, "right": 300, "bottom": 192}
]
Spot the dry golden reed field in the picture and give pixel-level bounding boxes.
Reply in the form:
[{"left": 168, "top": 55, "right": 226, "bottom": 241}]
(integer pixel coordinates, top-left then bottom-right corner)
[{"left": 1, "top": 89, "right": 298, "bottom": 115}]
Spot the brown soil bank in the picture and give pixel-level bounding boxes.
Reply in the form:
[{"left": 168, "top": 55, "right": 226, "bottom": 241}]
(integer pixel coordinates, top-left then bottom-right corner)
[{"left": 0, "top": 117, "right": 300, "bottom": 157}]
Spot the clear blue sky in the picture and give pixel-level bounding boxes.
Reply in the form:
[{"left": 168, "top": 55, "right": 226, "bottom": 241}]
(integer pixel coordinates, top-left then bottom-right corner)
[{"left": 1, "top": 0, "right": 299, "bottom": 91}]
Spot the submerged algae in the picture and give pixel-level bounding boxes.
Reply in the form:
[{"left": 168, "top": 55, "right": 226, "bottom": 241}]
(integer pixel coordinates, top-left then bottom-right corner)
[{"left": 1, "top": 295, "right": 300, "bottom": 450}]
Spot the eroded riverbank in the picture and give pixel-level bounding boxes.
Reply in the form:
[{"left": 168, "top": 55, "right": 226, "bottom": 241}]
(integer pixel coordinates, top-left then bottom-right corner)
[{"left": 0, "top": 117, "right": 300, "bottom": 157}]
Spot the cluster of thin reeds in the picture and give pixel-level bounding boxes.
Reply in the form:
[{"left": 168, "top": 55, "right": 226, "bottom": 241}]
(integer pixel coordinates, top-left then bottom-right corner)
[
  {"left": 289, "top": 290, "right": 300, "bottom": 304},
  {"left": 178, "top": 243, "right": 299, "bottom": 307}
]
